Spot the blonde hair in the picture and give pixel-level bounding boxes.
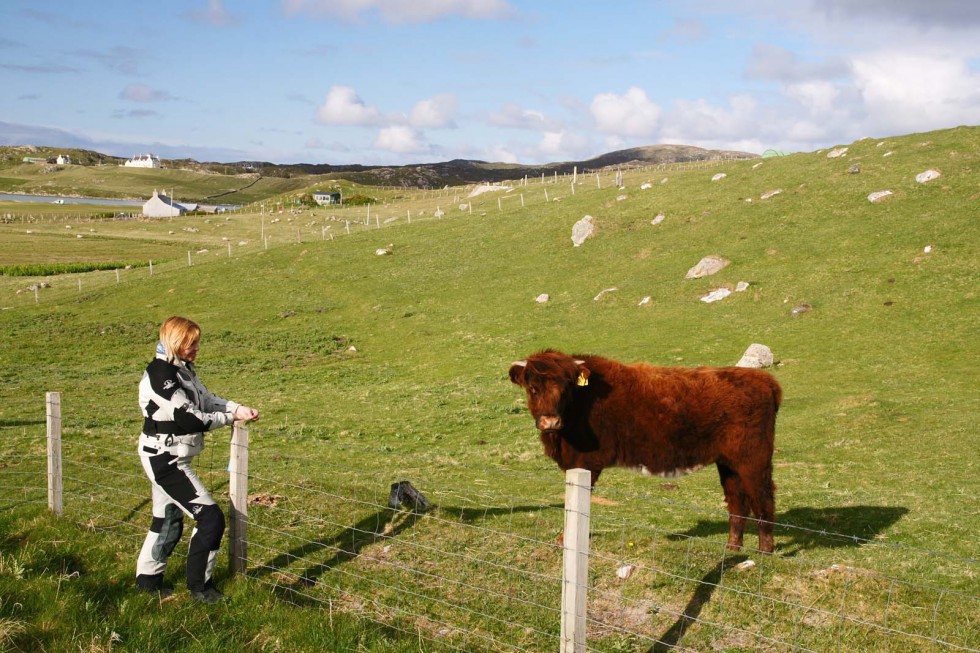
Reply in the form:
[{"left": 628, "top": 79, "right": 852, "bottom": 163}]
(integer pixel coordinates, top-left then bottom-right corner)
[{"left": 159, "top": 316, "right": 201, "bottom": 363}]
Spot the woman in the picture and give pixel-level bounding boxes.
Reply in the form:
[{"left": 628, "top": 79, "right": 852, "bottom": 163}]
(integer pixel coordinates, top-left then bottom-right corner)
[{"left": 135, "top": 316, "right": 259, "bottom": 603}]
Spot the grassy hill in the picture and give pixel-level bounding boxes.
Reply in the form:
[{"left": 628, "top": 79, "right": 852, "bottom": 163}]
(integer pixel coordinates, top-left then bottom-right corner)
[{"left": 0, "top": 126, "right": 977, "bottom": 652}]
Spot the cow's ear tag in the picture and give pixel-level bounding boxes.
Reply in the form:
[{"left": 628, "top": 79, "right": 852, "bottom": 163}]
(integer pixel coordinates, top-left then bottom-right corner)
[{"left": 576, "top": 372, "right": 589, "bottom": 386}]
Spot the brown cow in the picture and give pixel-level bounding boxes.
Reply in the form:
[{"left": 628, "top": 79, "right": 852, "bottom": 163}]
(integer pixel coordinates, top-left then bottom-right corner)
[{"left": 509, "top": 349, "right": 782, "bottom": 553}]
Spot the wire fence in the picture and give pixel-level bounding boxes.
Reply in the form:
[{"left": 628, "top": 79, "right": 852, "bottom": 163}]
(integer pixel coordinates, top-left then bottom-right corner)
[{"left": 1, "top": 396, "right": 978, "bottom": 652}]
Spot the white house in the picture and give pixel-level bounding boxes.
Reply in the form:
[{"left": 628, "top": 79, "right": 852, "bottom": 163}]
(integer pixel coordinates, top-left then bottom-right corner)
[
  {"left": 312, "top": 191, "right": 342, "bottom": 205},
  {"left": 143, "top": 190, "right": 194, "bottom": 218},
  {"left": 56, "top": 154, "right": 72, "bottom": 165},
  {"left": 124, "top": 153, "right": 163, "bottom": 168}
]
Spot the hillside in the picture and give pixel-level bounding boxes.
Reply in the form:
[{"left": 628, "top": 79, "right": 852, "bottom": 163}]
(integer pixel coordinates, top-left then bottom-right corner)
[{"left": 0, "top": 126, "right": 976, "bottom": 652}]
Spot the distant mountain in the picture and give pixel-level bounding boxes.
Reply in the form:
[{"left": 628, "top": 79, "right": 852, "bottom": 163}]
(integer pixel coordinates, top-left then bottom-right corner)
[
  {"left": 0, "top": 143, "right": 757, "bottom": 190},
  {"left": 246, "top": 144, "right": 758, "bottom": 188}
]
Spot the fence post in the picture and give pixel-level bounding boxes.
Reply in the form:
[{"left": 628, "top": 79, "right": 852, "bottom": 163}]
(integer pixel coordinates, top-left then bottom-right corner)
[
  {"left": 561, "top": 468, "right": 590, "bottom": 653},
  {"left": 228, "top": 422, "right": 249, "bottom": 575},
  {"left": 46, "top": 392, "right": 63, "bottom": 516}
]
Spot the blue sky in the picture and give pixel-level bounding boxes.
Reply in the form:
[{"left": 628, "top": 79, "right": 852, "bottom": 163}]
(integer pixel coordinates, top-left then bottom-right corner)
[{"left": 1, "top": 0, "right": 978, "bottom": 165}]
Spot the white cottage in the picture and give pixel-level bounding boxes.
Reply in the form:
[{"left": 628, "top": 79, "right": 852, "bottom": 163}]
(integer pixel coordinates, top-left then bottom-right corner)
[
  {"left": 143, "top": 190, "right": 193, "bottom": 218},
  {"left": 125, "top": 153, "right": 163, "bottom": 168}
]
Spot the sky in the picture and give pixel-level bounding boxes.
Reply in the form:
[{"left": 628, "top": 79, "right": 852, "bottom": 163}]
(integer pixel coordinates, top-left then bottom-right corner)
[{"left": 1, "top": 0, "right": 978, "bottom": 166}]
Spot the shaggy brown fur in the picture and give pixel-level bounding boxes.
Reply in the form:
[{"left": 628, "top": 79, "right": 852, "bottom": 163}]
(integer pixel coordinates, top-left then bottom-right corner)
[{"left": 509, "top": 349, "right": 782, "bottom": 553}]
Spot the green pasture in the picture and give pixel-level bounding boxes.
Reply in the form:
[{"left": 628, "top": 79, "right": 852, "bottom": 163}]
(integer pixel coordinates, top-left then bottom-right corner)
[{"left": 0, "top": 126, "right": 977, "bottom": 652}]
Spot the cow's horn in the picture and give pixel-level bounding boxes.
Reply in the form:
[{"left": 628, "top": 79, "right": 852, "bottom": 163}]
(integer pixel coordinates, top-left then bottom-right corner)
[
  {"left": 574, "top": 359, "right": 585, "bottom": 365},
  {"left": 512, "top": 360, "right": 527, "bottom": 367}
]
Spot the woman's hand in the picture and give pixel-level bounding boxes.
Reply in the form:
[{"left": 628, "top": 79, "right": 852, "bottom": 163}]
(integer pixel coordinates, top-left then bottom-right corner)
[{"left": 233, "top": 405, "right": 260, "bottom": 422}]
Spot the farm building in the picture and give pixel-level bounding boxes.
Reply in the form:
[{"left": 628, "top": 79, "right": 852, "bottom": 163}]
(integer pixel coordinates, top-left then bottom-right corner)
[
  {"left": 312, "top": 191, "right": 342, "bottom": 205},
  {"left": 143, "top": 190, "right": 195, "bottom": 218},
  {"left": 124, "top": 153, "right": 162, "bottom": 168}
]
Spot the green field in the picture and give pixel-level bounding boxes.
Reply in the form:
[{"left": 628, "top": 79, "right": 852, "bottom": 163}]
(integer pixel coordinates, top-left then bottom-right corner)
[{"left": 0, "top": 127, "right": 977, "bottom": 652}]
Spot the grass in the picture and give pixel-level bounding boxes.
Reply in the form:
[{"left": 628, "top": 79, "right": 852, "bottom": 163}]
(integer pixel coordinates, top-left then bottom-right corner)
[{"left": 0, "top": 126, "right": 978, "bottom": 652}]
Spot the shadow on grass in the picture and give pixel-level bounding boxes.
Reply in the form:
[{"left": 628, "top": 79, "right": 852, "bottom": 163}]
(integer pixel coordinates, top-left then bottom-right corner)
[
  {"left": 258, "top": 503, "right": 559, "bottom": 607},
  {"left": 648, "top": 554, "right": 749, "bottom": 653},
  {"left": 0, "top": 419, "right": 45, "bottom": 427},
  {"left": 667, "top": 505, "right": 909, "bottom": 555}
]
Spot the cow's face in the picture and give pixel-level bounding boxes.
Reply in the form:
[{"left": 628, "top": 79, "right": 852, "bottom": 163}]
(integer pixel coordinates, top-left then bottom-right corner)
[{"left": 509, "top": 351, "right": 590, "bottom": 432}]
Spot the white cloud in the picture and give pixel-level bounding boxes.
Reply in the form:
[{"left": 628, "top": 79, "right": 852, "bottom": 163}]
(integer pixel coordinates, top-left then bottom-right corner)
[
  {"left": 535, "top": 130, "right": 590, "bottom": 159},
  {"left": 851, "top": 51, "right": 980, "bottom": 133},
  {"left": 374, "top": 125, "right": 428, "bottom": 153},
  {"left": 784, "top": 81, "right": 840, "bottom": 115},
  {"left": 282, "top": 0, "right": 514, "bottom": 23},
  {"left": 485, "top": 144, "right": 519, "bottom": 163},
  {"left": 315, "top": 86, "right": 381, "bottom": 126},
  {"left": 590, "top": 87, "right": 661, "bottom": 137},
  {"left": 488, "top": 102, "right": 551, "bottom": 130},
  {"left": 409, "top": 94, "right": 458, "bottom": 128}
]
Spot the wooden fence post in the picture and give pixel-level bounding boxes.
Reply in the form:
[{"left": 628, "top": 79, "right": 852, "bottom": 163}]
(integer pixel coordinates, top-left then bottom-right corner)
[
  {"left": 561, "top": 468, "right": 591, "bottom": 653},
  {"left": 46, "top": 392, "right": 63, "bottom": 516},
  {"left": 229, "top": 422, "right": 249, "bottom": 575}
]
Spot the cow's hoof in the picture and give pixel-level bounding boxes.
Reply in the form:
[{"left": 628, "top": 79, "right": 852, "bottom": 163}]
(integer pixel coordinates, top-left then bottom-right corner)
[{"left": 725, "top": 542, "right": 743, "bottom": 552}]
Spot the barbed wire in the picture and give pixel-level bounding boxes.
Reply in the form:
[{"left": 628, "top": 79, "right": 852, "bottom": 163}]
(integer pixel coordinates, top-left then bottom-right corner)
[{"left": 3, "top": 424, "right": 978, "bottom": 652}]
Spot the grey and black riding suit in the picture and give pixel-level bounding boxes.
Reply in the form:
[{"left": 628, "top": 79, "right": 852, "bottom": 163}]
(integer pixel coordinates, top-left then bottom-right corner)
[{"left": 135, "top": 345, "right": 240, "bottom": 593}]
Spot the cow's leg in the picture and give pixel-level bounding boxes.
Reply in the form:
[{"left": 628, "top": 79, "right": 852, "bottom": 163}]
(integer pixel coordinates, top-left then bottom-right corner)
[
  {"left": 743, "top": 463, "right": 776, "bottom": 553},
  {"left": 717, "top": 463, "right": 747, "bottom": 551}
]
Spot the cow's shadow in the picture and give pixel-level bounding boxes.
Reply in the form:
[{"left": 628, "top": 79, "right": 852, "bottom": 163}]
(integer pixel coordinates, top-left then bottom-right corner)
[
  {"left": 666, "top": 505, "right": 909, "bottom": 556},
  {"left": 256, "top": 503, "right": 560, "bottom": 605},
  {"left": 648, "top": 554, "right": 748, "bottom": 653}
]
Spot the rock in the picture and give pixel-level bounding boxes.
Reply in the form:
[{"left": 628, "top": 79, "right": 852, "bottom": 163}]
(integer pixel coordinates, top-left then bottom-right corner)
[
  {"left": 651, "top": 213, "right": 665, "bottom": 226},
  {"left": 868, "top": 190, "right": 893, "bottom": 203},
  {"left": 760, "top": 189, "right": 782, "bottom": 200},
  {"left": 915, "top": 169, "right": 941, "bottom": 184},
  {"left": 434, "top": 209, "right": 444, "bottom": 218},
  {"left": 737, "top": 343, "right": 773, "bottom": 368},
  {"left": 571, "top": 215, "right": 596, "bottom": 247},
  {"left": 711, "top": 173, "right": 727, "bottom": 181},
  {"left": 827, "top": 147, "right": 848, "bottom": 158},
  {"left": 535, "top": 293, "right": 550, "bottom": 303},
  {"left": 616, "top": 564, "right": 636, "bottom": 580},
  {"left": 700, "top": 288, "right": 732, "bottom": 303},
  {"left": 847, "top": 164, "right": 861, "bottom": 174},
  {"left": 458, "top": 203, "right": 469, "bottom": 211},
  {"left": 735, "top": 281, "right": 750, "bottom": 292},
  {"left": 640, "top": 183, "right": 652, "bottom": 190},
  {"left": 924, "top": 245, "right": 933, "bottom": 253},
  {"left": 616, "top": 194, "right": 627, "bottom": 202},
  {"left": 638, "top": 296, "right": 651, "bottom": 306},
  {"left": 685, "top": 255, "right": 730, "bottom": 279},
  {"left": 593, "top": 287, "right": 617, "bottom": 301},
  {"left": 791, "top": 304, "right": 812, "bottom": 316},
  {"left": 375, "top": 244, "right": 393, "bottom": 255}
]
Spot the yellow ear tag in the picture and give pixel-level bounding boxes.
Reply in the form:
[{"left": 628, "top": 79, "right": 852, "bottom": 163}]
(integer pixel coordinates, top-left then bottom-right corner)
[{"left": 576, "top": 372, "right": 589, "bottom": 387}]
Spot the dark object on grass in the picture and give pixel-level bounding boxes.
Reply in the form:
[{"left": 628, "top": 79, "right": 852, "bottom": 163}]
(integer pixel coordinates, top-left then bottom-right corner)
[{"left": 388, "top": 481, "right": 431, "bottom": 512}]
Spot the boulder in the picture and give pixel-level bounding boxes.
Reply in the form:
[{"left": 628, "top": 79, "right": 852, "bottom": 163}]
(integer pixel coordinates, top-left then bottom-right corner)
[
  {"left": 700, "top": 288, "right": 731, "bottom": 303},
  {"left": 593, "top": 287, "right": 618, "bottom": 301},
  {"left": 685, "top": 255, "right": 730, "bottom": 279},
  {"left": 868, "top": 190, "right": 893, "bottom": 203},
  {"left": 827, "top": 147, "right": 848, "bottom": 158},
  {"left": 736, "top": 343, "right": 773, "bottom": 368},
  {"left": 535, "top": 293, "right": 550, "bottom": 303},
  {"left": 915, "top": 169, "right": 941, "bottom": 184},
  {"left": 571, "top": 215, "right": 596, "bottom": 247}
]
